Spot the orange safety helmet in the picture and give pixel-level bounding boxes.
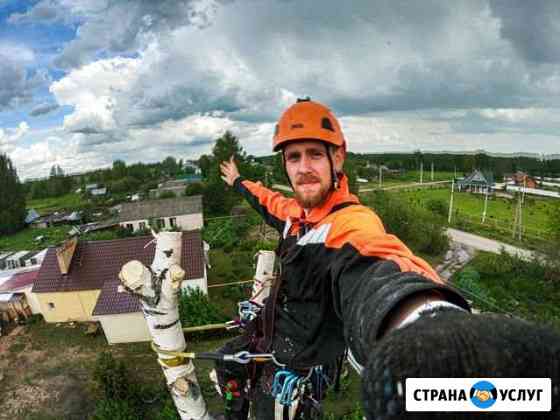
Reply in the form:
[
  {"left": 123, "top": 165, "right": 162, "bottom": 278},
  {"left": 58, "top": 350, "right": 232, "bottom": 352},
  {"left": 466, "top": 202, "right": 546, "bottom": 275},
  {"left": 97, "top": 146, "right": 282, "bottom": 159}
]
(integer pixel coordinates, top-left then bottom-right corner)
[{"left": 272, "top": 98, "right": 346, "bottom": 152}]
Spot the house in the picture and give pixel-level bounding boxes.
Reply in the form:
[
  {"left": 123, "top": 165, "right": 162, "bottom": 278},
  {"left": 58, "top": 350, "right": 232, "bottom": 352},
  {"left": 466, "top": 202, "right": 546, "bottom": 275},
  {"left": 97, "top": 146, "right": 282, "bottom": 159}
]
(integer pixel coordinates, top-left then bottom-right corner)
[
  {"left": 507, "top": 171, "right": 538, "bottom": 189},
  {"left": 31, "top": 211, "right": 82, "bottom": 228},
  {"left": 0, "top": 269, "right": 42, "bottom": 314},
  {"left": 119, "top": 195, "right": 203, "bottom": 232},
  {"left": 183, "top": 161, "right": 201, "bottom": 175},
  {"left": 0, "top": 253, "right": 14, "bottom": 270},
  {"left": 32, "top": 232, "right": 208, "bottom": 331},
  {"left": 150, "top": 177, "right": 203, "bottom": 198},
  {"left": 4, "top": 251, "right": 34, "bottom": 270},
  {"left": 456, "top": 170, "right": 494, "bottom": 193},
  {"left": 92, "top": 230, "right": 207, "bottom": 344},
  {"left": 25, "top": 208, "right": 40, "bottom": 224},
  {"left": 91, "top": 187, "right": 107, "bottom": 196}
]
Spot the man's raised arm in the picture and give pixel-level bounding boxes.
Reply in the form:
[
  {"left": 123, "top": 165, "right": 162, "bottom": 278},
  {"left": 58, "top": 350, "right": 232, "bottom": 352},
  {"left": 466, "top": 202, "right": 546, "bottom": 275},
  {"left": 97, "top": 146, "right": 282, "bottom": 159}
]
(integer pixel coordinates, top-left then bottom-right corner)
[{"left": 220, "top": 156, "right": 298, "bottom": 233}]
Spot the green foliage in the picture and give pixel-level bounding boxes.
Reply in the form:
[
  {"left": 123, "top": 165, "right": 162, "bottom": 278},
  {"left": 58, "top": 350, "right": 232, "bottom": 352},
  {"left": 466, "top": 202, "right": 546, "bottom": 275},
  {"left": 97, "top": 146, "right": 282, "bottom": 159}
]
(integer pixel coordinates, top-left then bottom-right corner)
[
  {"left": 178, "top": 288, "right": 229, "bottom": 327},
  {"left": 426, "top": 198, "right": 448, "bottom": 218},
  {"left": 548, "top": 202, "right": 560, "bottom": 242},
  {"left": 152, "top": 397, "right": 180, "bottom": 420},
  {"left": 184, "top": 182, "right": 205, "bottom": 197},
  {"left": 203, "top": 215, "right": 258, "bottom": 250},
  {"left": 364, "top": 191, "right": 449, "bottom": 255},
  {"left": 91, "top": 399, "right": 138, "bottom": 420},
  {"left": 0, "top": 153, "right": 26, "bottom": 235},
  {"left": 453, "top": 252, "right": 560, "bottom": 328},
  {"left": 108, "top": 176, "right": 141, "bottom": 194},
  {"left": 93, "top": 352, "right": 134, "bottom": 401},
  {"left": 344, "top": 159, "right": 360, "bottom": 195},
  {"left": 159, "top": 190, "right": 177, "bottom": 199}
]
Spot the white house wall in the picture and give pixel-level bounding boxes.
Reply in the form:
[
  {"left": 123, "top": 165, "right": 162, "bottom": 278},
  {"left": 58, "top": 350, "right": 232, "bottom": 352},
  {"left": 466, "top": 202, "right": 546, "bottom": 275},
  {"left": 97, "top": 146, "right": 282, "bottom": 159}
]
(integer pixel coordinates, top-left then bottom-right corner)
[
  {"left": 120, "top": 213, "right": 203, "bottom": 232},
  {"left": 96, "top": 312, "right": 151, "bottom": 344}
]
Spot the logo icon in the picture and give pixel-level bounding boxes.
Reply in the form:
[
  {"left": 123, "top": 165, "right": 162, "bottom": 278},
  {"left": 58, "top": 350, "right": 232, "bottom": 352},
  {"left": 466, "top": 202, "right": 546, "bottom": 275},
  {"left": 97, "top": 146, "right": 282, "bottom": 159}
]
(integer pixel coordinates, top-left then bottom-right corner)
[{"left": 470, "top": 381, "right": 498, "bottom": 409}]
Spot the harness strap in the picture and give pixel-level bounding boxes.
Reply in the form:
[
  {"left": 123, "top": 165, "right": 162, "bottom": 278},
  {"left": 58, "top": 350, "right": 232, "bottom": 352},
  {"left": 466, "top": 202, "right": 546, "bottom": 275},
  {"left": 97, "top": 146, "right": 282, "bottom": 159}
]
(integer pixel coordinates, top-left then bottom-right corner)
[{"left": 256, "top": 201, "right": 358, "bottom": 354}]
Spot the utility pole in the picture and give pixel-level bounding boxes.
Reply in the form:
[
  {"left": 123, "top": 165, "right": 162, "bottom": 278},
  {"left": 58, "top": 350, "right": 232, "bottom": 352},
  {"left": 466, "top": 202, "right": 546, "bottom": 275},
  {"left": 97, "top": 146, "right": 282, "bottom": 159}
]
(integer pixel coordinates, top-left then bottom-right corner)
[
  {"left": 448, "top": 180, "right": 454, "bottom": 224},
  {"left": 482, "top": 188, "right": 489, "bottom": 224},
  {"left": 379, "top": 165, "right": 382, "bottom": 188},
  {"left": 431, "top": 161, "right": 434, "bottom": 181},
  {"left": 420, "top": 161, "right": 424, "bottom": 184}
]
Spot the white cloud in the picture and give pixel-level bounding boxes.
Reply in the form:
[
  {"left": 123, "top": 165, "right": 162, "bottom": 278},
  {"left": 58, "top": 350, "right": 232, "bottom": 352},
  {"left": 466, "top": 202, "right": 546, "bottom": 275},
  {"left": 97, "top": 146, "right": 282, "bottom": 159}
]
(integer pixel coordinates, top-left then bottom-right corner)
[{"left": 50, "top": 57, "right": 141, "bottom": 133}]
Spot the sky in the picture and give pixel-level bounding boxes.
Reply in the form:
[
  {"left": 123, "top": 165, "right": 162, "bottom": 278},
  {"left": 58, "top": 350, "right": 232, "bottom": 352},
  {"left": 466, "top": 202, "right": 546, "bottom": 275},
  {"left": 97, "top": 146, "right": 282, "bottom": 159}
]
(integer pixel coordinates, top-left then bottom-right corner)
[{"left": 1, "top": 0, "right": 560, "bottom": 180}]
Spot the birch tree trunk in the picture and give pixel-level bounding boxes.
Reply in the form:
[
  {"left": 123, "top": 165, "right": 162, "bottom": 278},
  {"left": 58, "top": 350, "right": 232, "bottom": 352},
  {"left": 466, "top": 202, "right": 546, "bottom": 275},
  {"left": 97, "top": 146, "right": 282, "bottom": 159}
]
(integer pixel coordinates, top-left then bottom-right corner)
[{"left": 119, "top": 231, "right": 213, "bottom": 420}]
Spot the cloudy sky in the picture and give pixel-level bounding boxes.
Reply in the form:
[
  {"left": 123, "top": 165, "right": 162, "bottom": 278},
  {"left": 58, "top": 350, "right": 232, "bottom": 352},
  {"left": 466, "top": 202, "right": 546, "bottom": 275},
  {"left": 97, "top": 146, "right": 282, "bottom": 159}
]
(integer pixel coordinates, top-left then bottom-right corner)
[{"left": 1, "top": 0, "right": 560, "bottom": 179}]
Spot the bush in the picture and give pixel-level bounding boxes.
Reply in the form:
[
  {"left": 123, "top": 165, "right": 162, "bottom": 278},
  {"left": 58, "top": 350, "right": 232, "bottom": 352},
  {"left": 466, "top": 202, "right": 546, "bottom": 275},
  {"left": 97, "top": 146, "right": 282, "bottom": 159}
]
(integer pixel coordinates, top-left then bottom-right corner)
[
  {"left": 93, "top": 352, "right": 134, "bottom": 401},
  {"left": 178, "top": 287, "right": 229, "bottom": 327},
  {"left": 159, "top": 191, "right": 177, "bottom": 199},
  {"left": 365, "top": 191, "right": 449, "bottom": 256},
  {"left": 91, "top": 399, "right": 138, "bottom": 420},
  {"left": 426, "top": 198, "right": 448, "bottom": 218}
]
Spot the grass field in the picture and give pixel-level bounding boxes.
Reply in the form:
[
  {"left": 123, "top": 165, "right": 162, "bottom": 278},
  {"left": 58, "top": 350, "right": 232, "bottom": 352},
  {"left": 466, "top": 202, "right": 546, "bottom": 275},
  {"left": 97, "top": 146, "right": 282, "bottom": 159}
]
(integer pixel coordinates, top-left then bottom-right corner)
[
  {"left": 0, "top": 225, "right": 73, "bottom": 251},
  {"left": 394, "top": 187, "right": 555, "bottom": 246},
  {"left": 27, "top": 193, "right": 86, "bottom": 215}
]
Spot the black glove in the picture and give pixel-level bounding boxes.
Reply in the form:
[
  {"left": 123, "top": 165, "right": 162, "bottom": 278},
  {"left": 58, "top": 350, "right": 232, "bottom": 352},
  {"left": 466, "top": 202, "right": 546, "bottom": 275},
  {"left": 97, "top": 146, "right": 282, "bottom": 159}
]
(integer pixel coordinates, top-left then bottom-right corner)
[{"left": 361, "top": 309, "right": 560, "bottom": 420}]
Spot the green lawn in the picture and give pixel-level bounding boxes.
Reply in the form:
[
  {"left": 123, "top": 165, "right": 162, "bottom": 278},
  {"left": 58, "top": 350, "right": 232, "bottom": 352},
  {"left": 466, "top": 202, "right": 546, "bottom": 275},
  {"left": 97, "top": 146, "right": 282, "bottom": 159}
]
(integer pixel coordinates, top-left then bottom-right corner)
[
  {"left": 397, "top": 187, "right": 554, "bottom": 241},
  {"left": 28, "top": 193, "right": 86, "bottom": 215},
  {"left": 0, "top": 224, "right": 73, "bottom": 251}
]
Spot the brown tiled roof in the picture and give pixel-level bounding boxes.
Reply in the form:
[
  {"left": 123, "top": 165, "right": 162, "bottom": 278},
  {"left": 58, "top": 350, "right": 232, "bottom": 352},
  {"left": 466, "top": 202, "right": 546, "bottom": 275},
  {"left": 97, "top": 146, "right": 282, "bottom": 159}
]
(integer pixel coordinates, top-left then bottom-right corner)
[
  {"left": 119, "top": 195, "right": 203, "bottom": 222},
  {"left": 33, "top": 232, "right": 205, "bottom": 317}
]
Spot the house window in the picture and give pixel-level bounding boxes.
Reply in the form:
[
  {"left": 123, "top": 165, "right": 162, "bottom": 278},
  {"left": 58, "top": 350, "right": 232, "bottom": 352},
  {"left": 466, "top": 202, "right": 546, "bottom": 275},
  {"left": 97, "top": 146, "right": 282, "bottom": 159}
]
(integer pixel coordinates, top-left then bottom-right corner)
[
  {"left": 157, "top": 219, "right": 165, "bottom": 229},
  {"left": 126, "top": 223, "right": 133, "bottom": 231},
  {"left": 139, "top": 222, "right": 146, "bottom": 230},
  {"left": 48, "top": 302, "right": 55, "bottom": 310},
  {"left": 169, "top": 217, "right": 176, "bottom": 228}
]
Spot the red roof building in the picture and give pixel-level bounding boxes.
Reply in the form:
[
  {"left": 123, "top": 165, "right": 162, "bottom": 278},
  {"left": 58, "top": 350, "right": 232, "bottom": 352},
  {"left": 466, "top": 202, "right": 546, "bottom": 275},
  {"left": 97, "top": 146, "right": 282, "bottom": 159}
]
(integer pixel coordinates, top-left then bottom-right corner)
[{"left": 32, "top": 232, "right": 208, "bottom": 343}]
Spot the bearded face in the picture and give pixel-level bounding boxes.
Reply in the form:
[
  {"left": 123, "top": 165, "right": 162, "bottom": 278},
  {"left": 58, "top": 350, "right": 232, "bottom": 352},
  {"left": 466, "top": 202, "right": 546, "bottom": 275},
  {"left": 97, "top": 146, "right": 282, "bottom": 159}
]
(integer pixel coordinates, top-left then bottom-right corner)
[{"left": 284, "top": 141, "right": 334, "bottom": 209}]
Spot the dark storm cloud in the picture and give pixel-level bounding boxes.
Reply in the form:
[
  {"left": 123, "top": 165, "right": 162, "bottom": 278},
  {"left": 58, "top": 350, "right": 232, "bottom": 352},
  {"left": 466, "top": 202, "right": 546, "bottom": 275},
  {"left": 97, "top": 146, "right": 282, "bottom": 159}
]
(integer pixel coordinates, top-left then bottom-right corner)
[{"left": 489, "top": 0, "right": 560, "bottom": 63}]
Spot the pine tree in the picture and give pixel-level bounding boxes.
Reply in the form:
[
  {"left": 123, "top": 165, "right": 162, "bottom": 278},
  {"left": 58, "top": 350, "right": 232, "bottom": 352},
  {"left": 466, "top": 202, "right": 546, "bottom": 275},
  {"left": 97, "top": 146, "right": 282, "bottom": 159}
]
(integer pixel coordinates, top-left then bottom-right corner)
[{"left": 0, "top": 153, "right": 26, "bottom": 235}]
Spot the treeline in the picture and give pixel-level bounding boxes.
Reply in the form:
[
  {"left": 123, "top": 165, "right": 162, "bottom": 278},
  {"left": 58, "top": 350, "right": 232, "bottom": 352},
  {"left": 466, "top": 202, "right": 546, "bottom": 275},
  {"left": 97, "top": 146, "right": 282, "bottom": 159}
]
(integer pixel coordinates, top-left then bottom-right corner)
[
  {"left": 23, "top": 157, "right": 196, "bottom": 200},
  {"left": 350, "top": 151, "right": 560, "bottom": 180},
  {"left": 257, "top": 151, "right": 560, "bottom": 182}
]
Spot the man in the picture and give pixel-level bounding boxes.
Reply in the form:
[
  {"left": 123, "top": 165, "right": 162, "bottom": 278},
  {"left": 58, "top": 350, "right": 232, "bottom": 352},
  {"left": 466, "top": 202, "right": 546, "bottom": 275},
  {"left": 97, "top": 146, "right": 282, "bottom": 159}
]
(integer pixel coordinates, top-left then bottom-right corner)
[{"left": 218, "top": 98, "right": 560, "bottom": 419}]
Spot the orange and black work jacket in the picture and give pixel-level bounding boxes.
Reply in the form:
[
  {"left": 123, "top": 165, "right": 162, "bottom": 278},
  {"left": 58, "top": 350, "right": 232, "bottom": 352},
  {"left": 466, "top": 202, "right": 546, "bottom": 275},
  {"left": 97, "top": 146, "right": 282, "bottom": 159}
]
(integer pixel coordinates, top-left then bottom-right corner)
[{"left": 233, "top": 174, "right": 469, "bottom": 370}]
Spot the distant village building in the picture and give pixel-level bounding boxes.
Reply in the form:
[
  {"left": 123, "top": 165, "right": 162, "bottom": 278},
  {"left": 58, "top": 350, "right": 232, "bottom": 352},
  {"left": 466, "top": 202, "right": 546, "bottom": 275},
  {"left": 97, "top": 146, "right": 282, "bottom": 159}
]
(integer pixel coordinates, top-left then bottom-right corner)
[
  {"left": 32, "top": 233, "right": 208, "bottom": 344},
  {"left": 183, "top": 161, "right": 201, "bottom": 175},
  {"left": 25, "top": 209, "right": 40, "bottom": 224},
  {"left": 149, "top": 177, "right": 202, "bottom": 198},
  {"left": 31, "top": 211, "right": 82, "bottom": 229},
  {"left": 506, "top": 171, "right": 537, "bottom": 189},
  {"left": 456, "top": 169, "right": 494, "bottom": 193},
  {"left": 90, "top": 187, "right": 107, "bottom": 196},
  {"left": 119, "top": 195, "right": 203, "bottom": 232}
]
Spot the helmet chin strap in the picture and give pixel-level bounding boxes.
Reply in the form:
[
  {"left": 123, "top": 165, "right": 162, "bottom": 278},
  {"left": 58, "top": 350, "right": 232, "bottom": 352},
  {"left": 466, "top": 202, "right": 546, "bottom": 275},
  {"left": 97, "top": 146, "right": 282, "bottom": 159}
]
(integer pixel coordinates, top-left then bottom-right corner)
[{"left": 327, "top": 145, "right": 340, "bottom": 190}]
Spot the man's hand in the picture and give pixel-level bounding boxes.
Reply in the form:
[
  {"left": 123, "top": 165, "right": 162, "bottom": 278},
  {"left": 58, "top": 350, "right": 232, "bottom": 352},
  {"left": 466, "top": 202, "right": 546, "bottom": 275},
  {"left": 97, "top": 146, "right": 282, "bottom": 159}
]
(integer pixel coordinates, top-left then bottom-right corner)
[{"left": 220, "top": 156, "right": 240, "bottom": 187}]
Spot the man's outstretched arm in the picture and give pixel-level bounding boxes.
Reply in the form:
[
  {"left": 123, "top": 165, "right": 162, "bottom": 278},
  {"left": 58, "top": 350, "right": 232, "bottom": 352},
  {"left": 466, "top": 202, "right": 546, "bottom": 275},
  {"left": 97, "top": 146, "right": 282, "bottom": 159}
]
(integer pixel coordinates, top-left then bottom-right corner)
[
  {"left": 220, "top": 156, "right": 298, "bottom": 233},
  {"left": 333, "top": 254, "right": 560, "bottom": 419}
]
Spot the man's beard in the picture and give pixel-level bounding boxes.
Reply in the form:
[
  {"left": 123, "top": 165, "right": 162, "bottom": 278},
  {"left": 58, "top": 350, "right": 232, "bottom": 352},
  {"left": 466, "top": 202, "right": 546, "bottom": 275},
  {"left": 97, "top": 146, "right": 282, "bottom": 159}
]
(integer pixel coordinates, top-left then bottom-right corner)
[{"left": 293, "top": 178, "right": 332, "bottom": 209}]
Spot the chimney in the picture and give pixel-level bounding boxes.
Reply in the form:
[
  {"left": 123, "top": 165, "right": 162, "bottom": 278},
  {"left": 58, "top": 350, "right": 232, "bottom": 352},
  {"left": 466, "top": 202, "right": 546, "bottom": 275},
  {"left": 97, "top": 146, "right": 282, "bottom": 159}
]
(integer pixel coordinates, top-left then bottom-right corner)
[{"left": 56, "top": 237, "right": 78, "bottom": 274}]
